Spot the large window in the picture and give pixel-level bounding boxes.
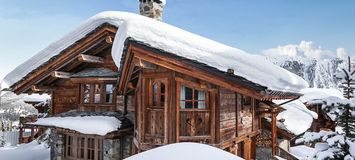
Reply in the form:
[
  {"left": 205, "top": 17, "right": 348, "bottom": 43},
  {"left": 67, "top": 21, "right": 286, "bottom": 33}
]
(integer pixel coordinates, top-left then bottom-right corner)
[
  {"left": 178, "top": 84, "right": 210, "bottom": 138},
  {"left": 81, "top": 83, "right": 114, "bottom": 104},
  {"left": 180, "top": 85, "right": 206, "bottom": 109},
  {"left": 65, "top": 135, "right": 103, "bottom": 160}
]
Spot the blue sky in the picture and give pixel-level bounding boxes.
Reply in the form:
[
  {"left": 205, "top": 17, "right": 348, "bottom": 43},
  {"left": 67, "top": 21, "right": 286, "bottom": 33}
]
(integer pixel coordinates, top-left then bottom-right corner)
[{"left": 1, "top": 0, "right": 355, "bottom": 80}]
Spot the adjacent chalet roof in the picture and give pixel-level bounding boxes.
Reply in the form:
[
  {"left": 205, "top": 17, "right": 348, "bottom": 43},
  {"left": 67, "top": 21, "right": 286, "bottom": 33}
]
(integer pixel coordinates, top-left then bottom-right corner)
[
  {"left": 125, "top": 142, "right": 244, "bottom": 160},
  {"left": 71, "top": 68, "right": 118, "bottom": 78},
  {"left": 299, "top": 88, "right": 345, "bottom": 104},
  {"left": 28, "top": 111, "right": 132, "bottom": 136},
  {"left": 274, "top": 99, "right": 318, "bottom": 135},
  {"left": 3, "top": 11, "right": 308, "bottom": 95}
]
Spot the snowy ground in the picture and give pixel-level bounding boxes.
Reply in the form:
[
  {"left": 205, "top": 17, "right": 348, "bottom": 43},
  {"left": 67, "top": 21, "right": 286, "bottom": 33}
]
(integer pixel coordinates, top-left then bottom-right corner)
[
  {"left": 125, "top": 142, "right": 244, "bottom": 160},
  {"left": 0, "top": 141, "right": 50, "bottom": 160}
]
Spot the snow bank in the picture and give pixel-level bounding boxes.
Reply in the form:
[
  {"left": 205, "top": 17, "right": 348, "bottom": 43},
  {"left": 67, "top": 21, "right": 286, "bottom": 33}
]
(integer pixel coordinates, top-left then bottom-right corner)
[
  {"left": 30, "top": 116, "right": 121, "bottom": 136},
  {"left": 3, "top": 11, "right": 307, "bottom": 94},
  {"left": 0, "top": 141, "right": 50, "bottom": 160},
  {"left": 125, "top": 142, "right": 244, "bottom": 160},
  {"left": 290, "top": 145, "right": 317, "bottom": 159},
  {"left": 274, "top": 100, "right": 318, "bottom": 135},
  {"left": 348, "top": 140, "right": 355, "bottom": 157}
]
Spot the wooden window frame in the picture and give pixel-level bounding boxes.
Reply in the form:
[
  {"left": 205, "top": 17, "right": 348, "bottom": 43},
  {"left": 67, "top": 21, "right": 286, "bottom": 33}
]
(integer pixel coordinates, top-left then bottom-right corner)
[
  {"left": 179, "top": 85, "right": 208, "bottom": 110},
  {"left": 80, "top": 83, "right": 116, "bottom": 112},
  {"left": 176, "top": 78, "right": 212, "bottom": 141},
  {"left": 64, "top": 134, "right": 103, "bottom": 160}
]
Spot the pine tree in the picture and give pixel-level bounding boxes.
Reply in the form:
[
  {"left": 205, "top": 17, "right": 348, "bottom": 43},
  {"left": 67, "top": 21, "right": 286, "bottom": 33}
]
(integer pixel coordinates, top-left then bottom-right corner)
[{"left": 335, "top": 56, "right": 355, "bottom": 138}]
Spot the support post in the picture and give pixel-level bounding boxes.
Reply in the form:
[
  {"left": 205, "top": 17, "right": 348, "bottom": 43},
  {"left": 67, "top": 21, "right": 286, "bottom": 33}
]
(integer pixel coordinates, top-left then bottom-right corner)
[{"left": 271, "top": 111, "right": 277, "bottom": 156}]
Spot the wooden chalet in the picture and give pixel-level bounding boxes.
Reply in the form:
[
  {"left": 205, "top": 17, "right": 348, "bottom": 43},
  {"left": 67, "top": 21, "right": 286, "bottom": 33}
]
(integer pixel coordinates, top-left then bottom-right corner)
[{"left": 2, "top": 1, "right": 309, "bottom": 160}]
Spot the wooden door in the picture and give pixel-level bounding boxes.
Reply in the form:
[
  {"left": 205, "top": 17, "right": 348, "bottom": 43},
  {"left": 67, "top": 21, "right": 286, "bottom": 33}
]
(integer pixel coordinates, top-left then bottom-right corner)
[
  {"left": 143, "top": 78, "right": 168, "bottom": 145},
  {"left": 177, "top": 83, "right": 211, "bottom": 143}
]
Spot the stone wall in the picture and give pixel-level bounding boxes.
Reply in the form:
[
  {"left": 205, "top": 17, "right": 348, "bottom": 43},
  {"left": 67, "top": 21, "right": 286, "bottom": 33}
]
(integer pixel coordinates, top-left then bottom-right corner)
[
  {"left": 49, "top": 130, "right": 64, "bottom": 160},
  {"left": 104, "top": 135, "right": 133, "bottom": 160}
]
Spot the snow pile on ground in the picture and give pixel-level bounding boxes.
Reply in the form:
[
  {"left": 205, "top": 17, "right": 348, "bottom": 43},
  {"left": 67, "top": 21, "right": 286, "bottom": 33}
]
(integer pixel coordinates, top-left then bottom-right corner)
[
  {"left": 290, "top": 145, "right": 317, "bottom": 159},
  {"left": 0, "top": 141, "right": 50, "bottom": 160},
  {"left": 300, "top": 88, "right": 344, "bottom": 104},
  {"left": 274, "top": 100, "right": 318, "bottom": 135},
  {"left": 347, "top": 140, "right": 355, "bottom": 157},
  {"left": 125, "top": 142, "right": 244, "bottom": 160},
  {"left": 3, "top": 11, "right": 307, "bottom": 93},
  {"left": 30, "top": 116, "right": 121, "bottom": 136}
]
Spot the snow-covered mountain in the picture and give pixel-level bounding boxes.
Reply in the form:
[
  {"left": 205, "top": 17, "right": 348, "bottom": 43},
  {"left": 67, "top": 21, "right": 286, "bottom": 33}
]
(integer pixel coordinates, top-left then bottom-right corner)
[{"left": 266, "top": 56, "right": 344, "bottom": 88}]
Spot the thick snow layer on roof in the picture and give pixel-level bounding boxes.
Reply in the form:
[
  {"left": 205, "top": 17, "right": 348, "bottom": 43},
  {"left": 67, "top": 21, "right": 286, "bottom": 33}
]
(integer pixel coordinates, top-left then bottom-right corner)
[
  {"left": 0, "top": 141, "right": 50, "bottom": 160},
  {"left": 274, "top": 100, "right": 318, "bottom": 135},
  {"left": 125, "top": 142, "right": 244, "bottom": 160},
  {"left": 23, "top": 94, "right": 50, "bottom": 102},
  {"left": 300, "top": 88, "right": 344, "bottom": 104},
  {"left": 2, "top": 12, "right": 123, "bottom": 88},
  {"left": 30, "top": 116, "right": 121, "bottom": 136},
  {"left": 3, "top": 11, "right": 307, "bottom": 93},
  {"left": 110, "top": 12, "right": 308, "bottom": 93}
]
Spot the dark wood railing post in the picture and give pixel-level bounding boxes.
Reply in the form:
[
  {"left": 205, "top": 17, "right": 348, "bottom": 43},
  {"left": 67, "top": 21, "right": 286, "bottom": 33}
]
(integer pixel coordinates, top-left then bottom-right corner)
[{"left": 271, "top": 111, "right": 277, "bottom": 156}]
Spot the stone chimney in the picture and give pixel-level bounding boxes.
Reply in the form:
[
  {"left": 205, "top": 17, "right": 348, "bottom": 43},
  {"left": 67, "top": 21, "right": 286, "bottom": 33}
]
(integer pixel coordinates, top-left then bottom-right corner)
[{"left": 139, "top": 0, "right": 165, "bottom": 21}]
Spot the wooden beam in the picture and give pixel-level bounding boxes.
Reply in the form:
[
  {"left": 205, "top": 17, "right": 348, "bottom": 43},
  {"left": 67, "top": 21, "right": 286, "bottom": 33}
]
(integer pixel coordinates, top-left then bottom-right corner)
[
  {"left": 31, "top": 85, "right": 54, "bottom": 92},
  {"left": 78, "top": 54, "right": 104, "bottom": 64},
  {"left": 134, "top": 58, "right": 157, "bottom": 69},
  {"left": 105, "top": 35, "right": 113, "bottom": 44},
  {"left": 51, "top": 71, "right": 71, "bottom": 79}
]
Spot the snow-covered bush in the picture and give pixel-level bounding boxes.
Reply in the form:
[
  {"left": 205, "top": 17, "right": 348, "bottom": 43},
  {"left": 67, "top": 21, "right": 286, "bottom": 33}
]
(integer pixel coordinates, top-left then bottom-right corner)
[{"left": 296, "top": 131, "right": 355, "bottom": 159}]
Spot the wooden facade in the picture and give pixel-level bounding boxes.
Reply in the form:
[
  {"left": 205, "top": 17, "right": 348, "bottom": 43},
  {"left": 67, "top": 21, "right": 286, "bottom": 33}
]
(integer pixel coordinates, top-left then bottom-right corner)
[
  {"left": 117, "top": 41, "right": 302, "bottom": 159},
  {"left": 9, "top": 21, "right": 304, "bottom": 159},
  {"left": 306, "top": 103, "right": 335, "bottom": 132}
]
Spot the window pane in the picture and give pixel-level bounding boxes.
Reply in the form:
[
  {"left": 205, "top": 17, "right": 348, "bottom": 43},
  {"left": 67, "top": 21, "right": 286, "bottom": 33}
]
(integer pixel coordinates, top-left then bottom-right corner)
[
  {"left": 180, "top": 85, "right": 186, "bottom": 108},
  {"left": 153, "top": 82, "right": 158, "bottom": 107},
  {"left": 185, "top": 86, "right": 193, "bottom": 100},
  {"left": 105, "top": 84, "right": 113, "bottom": 103},
  {"left": 160, "top": 83, "right": 165, "bottom": 107},
  {"left": 197, "top": 90, "right": 206, "bottom": 109},
  {"left": 94, "top": 84, "right": 101, "bottom": 103},
  {"left": 83, "top": 84, "right": 91, "bottom": 103}
]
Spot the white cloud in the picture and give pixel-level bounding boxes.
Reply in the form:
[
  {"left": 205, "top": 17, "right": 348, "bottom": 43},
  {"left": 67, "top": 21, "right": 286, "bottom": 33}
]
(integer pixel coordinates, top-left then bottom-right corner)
[
  {"left": 262, "top": 41, "right": 346, "bottom": 60},
  {"left": 336, "top": 48, "right": 347, "bottom": 59}
]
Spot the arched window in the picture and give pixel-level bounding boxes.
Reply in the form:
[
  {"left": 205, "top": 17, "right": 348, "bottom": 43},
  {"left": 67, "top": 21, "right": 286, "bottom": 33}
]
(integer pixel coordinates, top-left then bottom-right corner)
[{"left": 151, "top": 81, "right": 165, "bottom": 108}]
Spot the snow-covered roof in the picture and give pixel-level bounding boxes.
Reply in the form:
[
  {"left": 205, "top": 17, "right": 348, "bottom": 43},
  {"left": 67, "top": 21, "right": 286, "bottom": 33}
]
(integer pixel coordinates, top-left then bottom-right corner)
[
  {"left": 125, "top": 142, "right": 244, "bottom": 160},
  {"left": 30, "top": 116, "right": 121, "bottom": 136},
  {"left": 3, "top": 11, "right": 308, "bottom": 93},
  {"left": 23, "top": 94, "right": 50, "bottom": 103},
  {"left": 300, "top": 88, "right": 345, "bottom": 104},
  {"left": 274, "top": 99, "right": 318, "bottom": 135}
]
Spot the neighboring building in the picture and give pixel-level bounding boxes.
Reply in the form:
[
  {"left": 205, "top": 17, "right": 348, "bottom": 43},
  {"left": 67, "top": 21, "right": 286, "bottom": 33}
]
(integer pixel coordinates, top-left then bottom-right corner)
[
  {"left": 300, "top": 88, "right": 344, "bottom": 132},
  {"left": 2, "top": 1, "right": 308, "bottom": 160}
]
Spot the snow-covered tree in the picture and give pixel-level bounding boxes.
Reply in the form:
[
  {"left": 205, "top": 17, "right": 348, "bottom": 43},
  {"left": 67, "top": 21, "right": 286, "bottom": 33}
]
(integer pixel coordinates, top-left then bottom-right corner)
[
  {"left": 296, "top": 131, "right": 354, "bottom": 159},
  {"left": 332, "top": 56, "right": 355, "bottom": 138},
  {"left": 0, "top": 91, "right": 37, "bottom": 124}
]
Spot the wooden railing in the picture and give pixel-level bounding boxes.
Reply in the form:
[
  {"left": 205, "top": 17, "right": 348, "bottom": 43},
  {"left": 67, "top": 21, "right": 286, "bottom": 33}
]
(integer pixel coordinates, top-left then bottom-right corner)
[{"left": 275, "top": 146, "right": 299, "bottom": 160}]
